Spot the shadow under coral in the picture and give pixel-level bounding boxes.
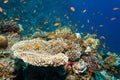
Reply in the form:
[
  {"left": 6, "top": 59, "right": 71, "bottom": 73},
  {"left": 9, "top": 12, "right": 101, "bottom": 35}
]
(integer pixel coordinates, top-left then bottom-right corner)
[{"left": 13, "top": 59, "right": 67, "bottom": 80}]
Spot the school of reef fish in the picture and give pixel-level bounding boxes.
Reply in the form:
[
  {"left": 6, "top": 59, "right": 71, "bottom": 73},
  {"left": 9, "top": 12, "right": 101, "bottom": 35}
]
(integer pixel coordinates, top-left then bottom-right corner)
[{"left": 0, "top": 20, "right": 120, "bottom": 80}]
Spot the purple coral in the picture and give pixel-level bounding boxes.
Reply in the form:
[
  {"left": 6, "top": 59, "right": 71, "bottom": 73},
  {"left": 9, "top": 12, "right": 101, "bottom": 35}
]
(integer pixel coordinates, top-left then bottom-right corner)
[{"left": 82, "top": 55, "right": 101, "bottom": 72}]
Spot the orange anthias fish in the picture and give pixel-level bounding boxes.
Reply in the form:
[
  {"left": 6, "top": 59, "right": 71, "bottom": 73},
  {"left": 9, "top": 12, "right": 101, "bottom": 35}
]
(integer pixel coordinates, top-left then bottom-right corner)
[
  {"left": 15, "top": 18, "right": 20, "bottom": 21},
  {"left": 0, "top": 7, "right": 3, "bottom": 12},
  {"left": 4, "top": 0, "right": 8, "bottom": 3},
  {"left": 70, "top": 6, "right": 75, "bottom": 12}
]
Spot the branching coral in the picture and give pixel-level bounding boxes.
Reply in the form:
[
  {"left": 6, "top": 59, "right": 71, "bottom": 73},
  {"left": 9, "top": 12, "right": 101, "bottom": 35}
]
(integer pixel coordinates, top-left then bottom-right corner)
[
  {"left": 0, "top": 56, "right": 16, "bottom": 79},
  {"left": 11, "top": 38, "right": 68, "bottom": 67},
  {"left": 0, "top": 21, "right": 23, "bottom": 34},
  {"left": 103, "top": 60, "right": 120, "bottom": 79},
  {"left": 104, "top": 52, "right": 120, "bottom": 66}
]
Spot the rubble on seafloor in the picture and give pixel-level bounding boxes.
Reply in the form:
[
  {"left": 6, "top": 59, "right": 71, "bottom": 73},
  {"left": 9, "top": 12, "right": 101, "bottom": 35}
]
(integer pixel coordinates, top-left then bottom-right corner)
[{"left": 0, "top": 21, "right": 120, "bottom": 80}]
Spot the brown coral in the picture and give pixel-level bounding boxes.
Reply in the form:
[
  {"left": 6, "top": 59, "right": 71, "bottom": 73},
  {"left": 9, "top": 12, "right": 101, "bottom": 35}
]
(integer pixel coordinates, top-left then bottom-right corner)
[
  {"left": 0, "top": 21, "right": 22, "bottom": 34},
  {"left": 0, "top": 35, "right": 8, "bottom": 49}
]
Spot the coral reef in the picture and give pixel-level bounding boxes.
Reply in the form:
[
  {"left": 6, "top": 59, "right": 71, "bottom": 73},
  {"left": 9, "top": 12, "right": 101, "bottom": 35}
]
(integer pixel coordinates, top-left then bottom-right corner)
[{"left": 0, "top": 26, "right": 119, "bottom": 80}]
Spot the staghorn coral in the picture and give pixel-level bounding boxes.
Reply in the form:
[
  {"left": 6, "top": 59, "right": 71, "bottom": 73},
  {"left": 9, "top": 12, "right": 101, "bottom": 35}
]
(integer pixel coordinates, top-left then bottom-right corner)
[
  {"left": 11, "top": 38, "right": 68, "bottom": 67},
  {"left": 72, "top": 59, "right": 87, "bottom": 74}
]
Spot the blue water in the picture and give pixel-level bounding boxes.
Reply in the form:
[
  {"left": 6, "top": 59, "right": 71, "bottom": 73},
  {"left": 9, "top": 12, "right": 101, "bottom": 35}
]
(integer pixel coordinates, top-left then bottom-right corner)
[
  {"left": 0, "top": 0, "right": 120, "bottom": 53},
  {"left": 61, "top": 0, "right": 120, "bottom": 53}
]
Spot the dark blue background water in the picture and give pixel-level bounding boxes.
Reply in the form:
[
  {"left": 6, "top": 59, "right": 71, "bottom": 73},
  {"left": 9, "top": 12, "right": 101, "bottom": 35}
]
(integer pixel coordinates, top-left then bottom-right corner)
[
  {"left": 64, "top": 0, "right": 120, "bottom": 53},
  {"left": 0, "top": 0, "right": 120, "bottom": 53}
]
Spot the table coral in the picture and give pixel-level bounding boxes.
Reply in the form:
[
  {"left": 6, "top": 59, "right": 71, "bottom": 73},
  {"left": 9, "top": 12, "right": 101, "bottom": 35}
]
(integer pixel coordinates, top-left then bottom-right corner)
[{"left": 11, "top": 38, "right": 68, "bottom": 67}]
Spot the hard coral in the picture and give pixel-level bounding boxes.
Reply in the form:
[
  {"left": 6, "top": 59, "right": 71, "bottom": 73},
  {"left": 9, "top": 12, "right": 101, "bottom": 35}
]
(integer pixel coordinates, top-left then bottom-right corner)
[
  {"left": 65, "top": 40, "right": 82, "bottom": 61},
  {"left": 72, "top": 59, "right": 87, "bottom": 74},
  {"left": 104, "top": 52, "right": 120, "bottom": 66},
  {"left": 0, "top": 35, "right": 8, "bottom": 49},
  {"left": 0, "top": 61, "right": 16, "bottom": 79},
  {"left": 55, "top": 27, "right": 72, "bottom": 39},
  {"left": 83, "top": 33, "right": 100, "bottom": 49},
  {"left": 0, "top": 21, "right": 22, "bottom": 34},
  {"left": 82, "top": 55, "right": 101, "bottom": 72},
  {"left": 32, "top": 31, "right": 48, "bottom": 38},
  {"left": 11, "top": 38, "right": 68, "bottom": 67}
]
